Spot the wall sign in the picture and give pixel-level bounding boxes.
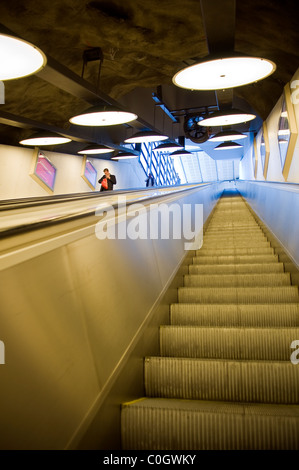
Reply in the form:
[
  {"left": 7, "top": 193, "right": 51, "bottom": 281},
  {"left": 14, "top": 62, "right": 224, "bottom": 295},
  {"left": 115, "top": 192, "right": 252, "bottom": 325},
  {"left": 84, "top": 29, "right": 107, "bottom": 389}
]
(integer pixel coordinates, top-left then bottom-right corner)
[
  {"left": 81, "top": 155, "right": 97, "bottom": 190},
  {"left": 30, "top": 148, "right": 57, "bottom": 193}
]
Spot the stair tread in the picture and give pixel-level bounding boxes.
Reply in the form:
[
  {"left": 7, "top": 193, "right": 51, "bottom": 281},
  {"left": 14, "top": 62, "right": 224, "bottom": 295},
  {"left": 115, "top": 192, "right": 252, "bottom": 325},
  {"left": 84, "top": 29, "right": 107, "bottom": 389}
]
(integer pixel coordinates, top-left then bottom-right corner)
[
  {"left": 161, "top": 325, "right": 299, "bottom": 331},
  {"left": 145, "top": 356, "right": 298, "bottom": 364},
  {"left": 121, "top": 191, "right": 299, "bottom": 450},
  {"left": 184, "top": 273, "right": 290, "bottom": 287},
  {"left": 179, "top": 286, "right": 298, "bottom": 292},
  {"left": 144, "top": 357, "right": 299, "bottom": 402},
  {"left": 123, "top": 397, "right": 299, "bottom": 416}
]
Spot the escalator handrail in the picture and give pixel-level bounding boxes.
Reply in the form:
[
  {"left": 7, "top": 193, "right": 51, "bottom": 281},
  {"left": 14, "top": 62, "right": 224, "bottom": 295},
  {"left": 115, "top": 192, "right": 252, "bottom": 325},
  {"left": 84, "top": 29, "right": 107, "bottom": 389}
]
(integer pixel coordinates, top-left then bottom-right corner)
[{"left": 0, "top": 182, "right": 217, "bottom": 239}]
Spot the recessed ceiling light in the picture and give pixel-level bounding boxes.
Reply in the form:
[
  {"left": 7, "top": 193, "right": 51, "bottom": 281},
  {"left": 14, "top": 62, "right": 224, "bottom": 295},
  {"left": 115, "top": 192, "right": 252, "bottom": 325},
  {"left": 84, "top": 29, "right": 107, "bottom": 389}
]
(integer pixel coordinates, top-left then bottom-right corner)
[
  {"left": 70, "top": 105, "right": 138, "bottom": 126},
  {"left": 77, "top": 144, "right": 114, "bottom": 154},
  {"left": 199, "top": 109, "right": 256, "bottom": 127},
  {"left": 173, "top": 54, "right": 276, "bottom": 90},
  {"left": 0, "top": 33, "right": 46, "bottom": 80},
  {"left": 124, "top": 130, "right": 168, "bottom": 143},
  {"left": 19, "top": 131, "right": 71, "bottom": 146}
]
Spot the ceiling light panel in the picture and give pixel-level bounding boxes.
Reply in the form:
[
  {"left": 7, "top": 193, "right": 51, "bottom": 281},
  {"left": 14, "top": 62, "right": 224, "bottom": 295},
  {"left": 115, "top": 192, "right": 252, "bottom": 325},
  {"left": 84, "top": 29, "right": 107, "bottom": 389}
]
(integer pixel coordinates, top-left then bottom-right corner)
[
  {"left": 173, "top": 56, "right": 276, "bottom": 90},
  {"left": 0, "top": 34, "right": 46, "bottom": 80}
]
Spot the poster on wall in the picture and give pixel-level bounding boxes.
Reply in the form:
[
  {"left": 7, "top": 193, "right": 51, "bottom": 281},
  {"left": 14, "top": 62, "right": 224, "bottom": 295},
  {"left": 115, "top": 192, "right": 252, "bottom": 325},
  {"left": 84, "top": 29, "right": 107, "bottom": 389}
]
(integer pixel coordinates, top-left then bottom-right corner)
[
  {"left": 81, "top": 155, "right": 97, "bottom": 190},
  {"left": 30, "top": 148, "right": 57, "bottom": 193}
]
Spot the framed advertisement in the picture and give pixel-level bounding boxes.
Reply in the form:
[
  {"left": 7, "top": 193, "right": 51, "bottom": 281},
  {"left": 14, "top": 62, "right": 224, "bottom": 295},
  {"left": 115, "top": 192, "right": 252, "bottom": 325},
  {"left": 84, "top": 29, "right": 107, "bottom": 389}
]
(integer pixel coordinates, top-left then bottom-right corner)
[
  {"left": 30, "top": 147, "right": 57, "bottom": 194},
  {"left": 81, "top": 155, "right": 98, "bottom": 190}
]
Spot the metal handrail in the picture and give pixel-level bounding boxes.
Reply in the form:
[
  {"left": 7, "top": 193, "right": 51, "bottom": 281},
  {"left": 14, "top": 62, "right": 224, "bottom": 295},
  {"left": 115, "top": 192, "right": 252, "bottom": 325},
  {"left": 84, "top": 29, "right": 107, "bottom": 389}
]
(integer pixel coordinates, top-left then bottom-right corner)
[{"left": 0, "top": 182, "right": 214, "bottom": 239}]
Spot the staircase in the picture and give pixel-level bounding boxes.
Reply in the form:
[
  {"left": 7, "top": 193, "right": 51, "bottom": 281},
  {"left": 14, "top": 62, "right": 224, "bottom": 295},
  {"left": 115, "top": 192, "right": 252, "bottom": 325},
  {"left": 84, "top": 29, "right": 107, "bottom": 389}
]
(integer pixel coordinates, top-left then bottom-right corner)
[{"left": 121, "top": 190, "right": 299, "bottom": 450}]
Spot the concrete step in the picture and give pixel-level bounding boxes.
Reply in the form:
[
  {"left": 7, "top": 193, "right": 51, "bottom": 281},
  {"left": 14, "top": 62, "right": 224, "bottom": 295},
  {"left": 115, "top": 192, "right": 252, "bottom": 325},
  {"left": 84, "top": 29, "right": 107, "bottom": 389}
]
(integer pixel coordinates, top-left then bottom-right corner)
[
  {"left": 183, "top": 273, "right": 291, "bottom": 287},
  {"left": 192, "top": 254, "right": 279, "bottom": 265},
  {"left": 159, "top": 326, "right": 299, "bottom": 360},
  {"left": 144, "top": 357, "right": 299, "bottom": 404},
  {"left": 121, "top": 398, "right": 299, "bottom": 449},
  {"left": 178, "top": 286, "right": 299, "bottom": 304},
  {"left": 189, "top": 263, "right": 284, "bottom": 275},
  {"left": 170, "top": 303, "right": 299, "bottom": 327}
]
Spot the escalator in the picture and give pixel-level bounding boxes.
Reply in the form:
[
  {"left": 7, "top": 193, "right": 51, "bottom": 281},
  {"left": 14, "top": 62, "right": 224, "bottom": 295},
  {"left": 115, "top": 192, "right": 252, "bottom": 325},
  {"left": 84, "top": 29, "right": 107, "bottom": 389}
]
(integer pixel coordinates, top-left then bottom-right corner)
[{"left": 121, "top": 190, "right": 299, "bottom": 450}]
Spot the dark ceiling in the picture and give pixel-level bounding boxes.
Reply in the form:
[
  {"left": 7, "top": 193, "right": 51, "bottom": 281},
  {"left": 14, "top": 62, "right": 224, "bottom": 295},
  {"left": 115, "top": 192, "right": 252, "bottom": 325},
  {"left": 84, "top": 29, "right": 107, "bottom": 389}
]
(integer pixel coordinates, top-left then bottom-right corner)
[{"left": 0, "top": 0, "right": 298, "bottom": 156}]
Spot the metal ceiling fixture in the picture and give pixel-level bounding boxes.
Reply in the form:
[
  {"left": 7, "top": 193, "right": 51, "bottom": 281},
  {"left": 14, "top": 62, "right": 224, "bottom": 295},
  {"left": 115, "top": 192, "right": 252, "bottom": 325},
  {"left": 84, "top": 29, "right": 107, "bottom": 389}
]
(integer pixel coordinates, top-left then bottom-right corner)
[
  {"left": 19, "top": 131, "right": 71, "bottom": 146},
  {"left": 124, "top": 129, "right": 168, "bottom": 144},
  {"left": 77, "top": 144, "right": 114, "bottom": 154},
  {"left": 184, "top": 113, "right": 210, "bottom": 143},
  {"left": 154, "top": 141, "right": 184, "bottom": 152},
  {"left": 214, "top": 141, "right": 243, "bottom": 150},
  {"left": 172, "top": 0, "right": 276, "bottom": 91},
  {"left": 0, "top": 33, "right": 46, "bottom": 80},
  {"left": 209, "top": 130, "right": 247, "bottom": 142},
  {"left": 111, "top": 151, "right": 139, "bottom": 160},
  {"left": 69, "top": 105, "right": 138, "bottom": 126},
  {"left": 199, "top": 109, "right": 256, "bottom": 127}
]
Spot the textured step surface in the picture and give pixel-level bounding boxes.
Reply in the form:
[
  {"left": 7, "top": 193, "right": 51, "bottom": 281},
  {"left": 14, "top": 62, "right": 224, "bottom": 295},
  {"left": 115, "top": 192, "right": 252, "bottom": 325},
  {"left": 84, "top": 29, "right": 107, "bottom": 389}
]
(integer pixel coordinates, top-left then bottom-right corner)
[
  {"left": 144, "top": 357, "right": 299, "bottom": 403},
  {"left": 178, "top": 286, "right": 299, "bottom": 303},
  {"left": 183, "top": 273, "right": 291, "bottom": 287},
  {"left": 192, "top": 254, "right": 278, "bottom": 264},
  {"left": 121, "top": 398, "right": 299, "bottom": 450},
  {"left": 189, "top": 262, "right": 283, "bottom": 274},
  {"left": 170, "top": 303, "right": 299, "bottom": 327},
  {"left": 121, "top": 191, "right": 299, "bottom": 450},
  {"left": 197, "top": 247, "right": 275, "bottom": 255},
  {"left": 160, "top": 326, "right": 299, "bottom": 360}
]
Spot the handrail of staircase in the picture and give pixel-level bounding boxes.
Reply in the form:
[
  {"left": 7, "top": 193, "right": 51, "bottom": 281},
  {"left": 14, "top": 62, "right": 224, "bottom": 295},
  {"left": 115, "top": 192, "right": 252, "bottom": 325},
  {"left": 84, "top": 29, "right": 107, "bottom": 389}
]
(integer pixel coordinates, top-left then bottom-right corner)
[
  {"left": 240, "top": 179, "right": 299, "bottom": 192},
  {"left": 0, "top": 182, "right": 214, "bottom": 239}
]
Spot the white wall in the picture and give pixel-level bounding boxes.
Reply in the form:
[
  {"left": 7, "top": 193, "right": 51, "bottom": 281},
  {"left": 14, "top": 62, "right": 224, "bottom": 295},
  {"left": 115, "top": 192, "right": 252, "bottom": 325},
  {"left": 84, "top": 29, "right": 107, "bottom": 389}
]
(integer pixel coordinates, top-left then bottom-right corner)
[
  {"left": 0, "top": 144, "right": 146, "bottom": 200},
  {"left": 239, "top": 133, "right": 255, "bottom": 180},
  {"left": 0, "top": 182, "right": 224, "bottom": 449},
  {"left": 237, "top": 180, "right": 299, "bottom": 269}
]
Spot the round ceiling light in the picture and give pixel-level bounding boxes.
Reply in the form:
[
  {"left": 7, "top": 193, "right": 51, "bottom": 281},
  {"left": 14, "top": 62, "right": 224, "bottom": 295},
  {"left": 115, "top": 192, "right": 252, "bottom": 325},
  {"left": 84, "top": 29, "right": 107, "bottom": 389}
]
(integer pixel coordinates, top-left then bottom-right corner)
[
  {"left": 0, "top": 33, "right": 46, "bottom": 80},
  {"left": 154, "top": 141, "right": 184, "bottom": 152},
  {"left": 214, "top": 141, "right": 243, "bottom": 150},
  {"left": 78, "top": 144, "right": 114, "bottom": 154},
  {"left": 172, "top": 55, "right": 276, "bottom": 90},
  {"left": 199, "top": 109, "right": 256, "bottom": 127},
  {"left": 70, "top": 106, "right": 138, "bottom": 126},
  {"left": 111, "top": 151, "right": 139, "bottom": 160},
  {"left": 170, "top": 149, "right": 192, "bottom": 157},
  {"left": 124, "top": 130, "right": 168, "bottom": 144},
  {"left": 209, "top": 130, "right": 247, "bottom": 142},
  {"left": 19, "top": 131, "right": 71, "bottom": 146}
]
